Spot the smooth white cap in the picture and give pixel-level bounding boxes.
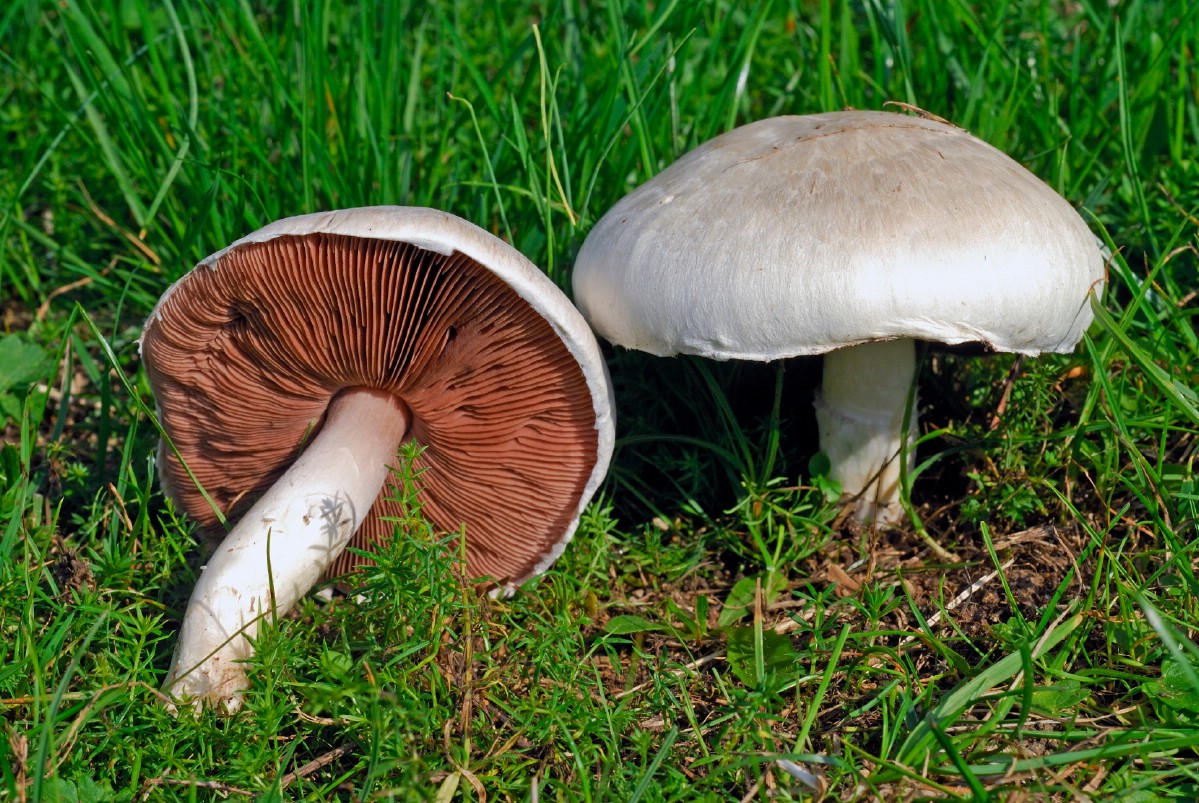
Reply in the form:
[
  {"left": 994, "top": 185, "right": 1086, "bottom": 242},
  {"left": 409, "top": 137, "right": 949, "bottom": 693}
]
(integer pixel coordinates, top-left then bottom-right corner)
[{"left": 573, "top": 111, "right": 1105, "bottom": 360}]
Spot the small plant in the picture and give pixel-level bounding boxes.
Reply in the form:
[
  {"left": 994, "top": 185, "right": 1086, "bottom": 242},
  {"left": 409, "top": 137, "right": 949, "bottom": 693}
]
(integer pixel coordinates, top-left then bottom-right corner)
[{"left": 0, "top": 333, "right": 52, "bottom": 424}]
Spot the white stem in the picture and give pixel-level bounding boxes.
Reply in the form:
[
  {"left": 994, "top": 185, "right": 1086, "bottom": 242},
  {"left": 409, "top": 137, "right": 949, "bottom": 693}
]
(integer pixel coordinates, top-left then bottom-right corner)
[
  {"left": 813, "top": 339, "right": 917, "bottom": 524},
  {"left": 166, "top": 388, "right": 410, "bottom": 712}
]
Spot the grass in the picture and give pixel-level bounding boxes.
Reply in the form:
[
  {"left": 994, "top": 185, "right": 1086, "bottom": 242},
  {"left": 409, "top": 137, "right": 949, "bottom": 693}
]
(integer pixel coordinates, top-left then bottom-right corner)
[{"left": 2, "top": 0, "right": 1198, "bottom": 799}]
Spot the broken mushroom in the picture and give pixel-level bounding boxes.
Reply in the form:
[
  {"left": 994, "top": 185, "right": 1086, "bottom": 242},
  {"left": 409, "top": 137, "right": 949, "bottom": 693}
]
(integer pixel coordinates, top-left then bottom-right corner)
[
  {"left": 573, "top": 110, "right": 1104, "bottom": 523},
  {"left": 142, "top": 206, "right": 615, "bottom": 711}
]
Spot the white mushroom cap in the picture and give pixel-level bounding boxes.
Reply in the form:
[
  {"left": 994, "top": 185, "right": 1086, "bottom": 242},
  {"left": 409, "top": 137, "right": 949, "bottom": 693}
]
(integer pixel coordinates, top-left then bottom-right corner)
[{"left": 573, "top": 111, "right": 1104, "bottom": 361}]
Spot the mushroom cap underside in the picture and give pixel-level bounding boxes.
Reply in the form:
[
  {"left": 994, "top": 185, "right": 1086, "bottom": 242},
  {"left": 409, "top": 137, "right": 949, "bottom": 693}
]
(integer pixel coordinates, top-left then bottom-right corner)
[
  {"left": 142, "top": 207, "right": 615, "bottom": 586},
  {"left": 573, "top": 110, "right": 1107, "bottom": 361}
]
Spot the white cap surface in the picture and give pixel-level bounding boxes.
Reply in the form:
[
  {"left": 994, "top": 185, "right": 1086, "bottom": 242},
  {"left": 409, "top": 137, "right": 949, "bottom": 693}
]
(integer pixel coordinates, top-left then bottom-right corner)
[{"left": 573, "top": 111, "right": 1105, "bottom": 360}]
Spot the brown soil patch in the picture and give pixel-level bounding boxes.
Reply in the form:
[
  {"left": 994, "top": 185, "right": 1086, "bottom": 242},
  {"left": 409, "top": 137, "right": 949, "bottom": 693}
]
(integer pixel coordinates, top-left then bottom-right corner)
[{"left": 828, "top": 522, "right": 1088, "bottom": 640}]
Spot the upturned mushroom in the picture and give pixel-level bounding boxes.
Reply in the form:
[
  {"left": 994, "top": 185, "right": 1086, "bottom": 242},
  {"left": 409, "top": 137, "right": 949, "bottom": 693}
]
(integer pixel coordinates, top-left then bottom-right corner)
[
  {"left": 142, "top": 206, "right": 615, "bottom": 711},
  {"left": 573, "top": 110, "right": 1104, "bottom": 524}
]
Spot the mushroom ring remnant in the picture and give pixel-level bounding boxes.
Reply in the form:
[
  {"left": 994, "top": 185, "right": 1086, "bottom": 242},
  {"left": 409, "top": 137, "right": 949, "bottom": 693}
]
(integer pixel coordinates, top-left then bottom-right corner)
[
  {"left": 573, "top": 110, "right": 1105, "bottom": 523},
  {"left": 142, "top": 206, "right": 615, "bottom": 711}
]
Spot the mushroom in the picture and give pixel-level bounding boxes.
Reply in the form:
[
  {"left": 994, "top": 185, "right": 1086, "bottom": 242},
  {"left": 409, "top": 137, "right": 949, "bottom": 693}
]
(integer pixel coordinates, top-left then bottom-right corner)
[
  {"left": 573, "top": 110, "right": 1104, "bottom": 524},
  {"left": 142, "top": 206, "right": 615, "bottom": 711}
]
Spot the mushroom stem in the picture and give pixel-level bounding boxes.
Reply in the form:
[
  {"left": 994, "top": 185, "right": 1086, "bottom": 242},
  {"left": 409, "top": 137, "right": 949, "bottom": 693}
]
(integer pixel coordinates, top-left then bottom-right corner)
[
  {"left": 166, "top": 388, "right": 411, "bottom": 712},
  {"left": 813, "top": 338, "right": 917, "bottom": 523}
]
